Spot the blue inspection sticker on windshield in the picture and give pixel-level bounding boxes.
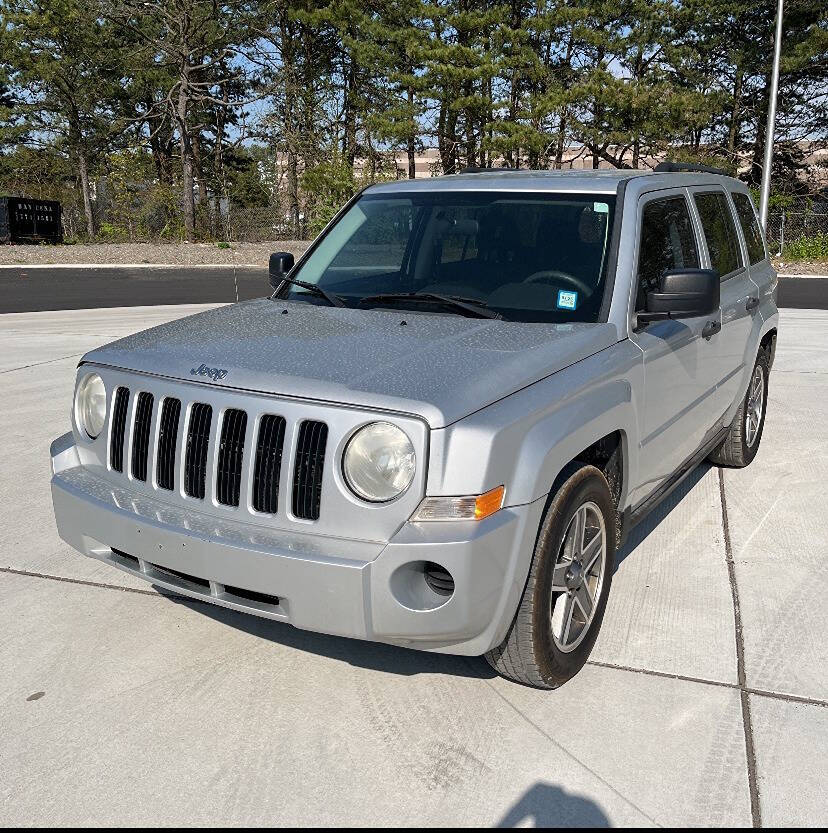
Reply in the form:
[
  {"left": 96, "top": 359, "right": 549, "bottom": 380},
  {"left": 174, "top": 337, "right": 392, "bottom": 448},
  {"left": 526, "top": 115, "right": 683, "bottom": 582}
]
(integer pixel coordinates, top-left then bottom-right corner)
[{"left": 557, "top": 290, "right": 578, "bottom": 310}]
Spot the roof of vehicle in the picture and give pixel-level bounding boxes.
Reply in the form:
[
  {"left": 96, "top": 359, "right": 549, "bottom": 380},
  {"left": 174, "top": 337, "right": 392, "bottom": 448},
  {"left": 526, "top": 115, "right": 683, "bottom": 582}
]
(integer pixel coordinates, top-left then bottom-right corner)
[{"left": 364, "top": 168, "right": 744, "bottom": 196}]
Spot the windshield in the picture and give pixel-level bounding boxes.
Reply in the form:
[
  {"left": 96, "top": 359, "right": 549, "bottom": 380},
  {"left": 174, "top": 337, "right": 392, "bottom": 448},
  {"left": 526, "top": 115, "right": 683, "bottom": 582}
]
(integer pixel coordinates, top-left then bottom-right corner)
[{"left": 281, "top": 191, "right": 616, "bottom": 323}]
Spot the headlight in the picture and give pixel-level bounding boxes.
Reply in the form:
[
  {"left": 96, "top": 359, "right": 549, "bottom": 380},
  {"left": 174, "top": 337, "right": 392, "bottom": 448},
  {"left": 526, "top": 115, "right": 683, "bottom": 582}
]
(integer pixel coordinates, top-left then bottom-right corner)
[
  {"left": 343, "top": 422, "right": 415, "bottom": 502},
  {"left": 75, "top": 372, "right": 107, "bottom": 439}
]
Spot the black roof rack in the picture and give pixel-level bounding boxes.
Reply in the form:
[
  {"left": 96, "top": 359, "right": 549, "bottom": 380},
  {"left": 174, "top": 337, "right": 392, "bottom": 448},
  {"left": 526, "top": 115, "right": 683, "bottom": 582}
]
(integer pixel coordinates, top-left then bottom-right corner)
[
  {"left": 456, "top": 166, "right": 514, "bottom": 174},
  {"left": 654, "top": 161, "right": 729, "bottom": 176}
]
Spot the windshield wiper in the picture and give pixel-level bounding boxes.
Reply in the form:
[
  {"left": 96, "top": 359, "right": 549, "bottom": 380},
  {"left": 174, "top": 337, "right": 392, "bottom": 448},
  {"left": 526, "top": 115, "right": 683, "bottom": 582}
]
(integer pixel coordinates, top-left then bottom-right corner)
[
  {"left": 276, "top": 276, "right": 346, "bottom": 308},
  {"left": 358, "top": 292, "right": 503, "bottom": 320}
]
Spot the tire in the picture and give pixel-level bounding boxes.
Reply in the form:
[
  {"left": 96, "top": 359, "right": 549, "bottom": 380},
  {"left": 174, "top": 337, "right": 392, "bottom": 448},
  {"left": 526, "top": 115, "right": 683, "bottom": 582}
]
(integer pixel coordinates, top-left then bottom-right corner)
[
  {"left": 709, "top": 348, "right": 770, "bottom": 468},
  {"left": 485, "top": 463, "right": 616, "bottom": 689}
]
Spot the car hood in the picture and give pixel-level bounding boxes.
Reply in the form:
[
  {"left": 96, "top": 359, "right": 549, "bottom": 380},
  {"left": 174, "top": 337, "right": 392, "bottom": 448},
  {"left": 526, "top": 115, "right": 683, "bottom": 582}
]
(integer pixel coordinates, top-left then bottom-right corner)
[{"left": 82, "top": 299, "right": 619, "bottom": 428}]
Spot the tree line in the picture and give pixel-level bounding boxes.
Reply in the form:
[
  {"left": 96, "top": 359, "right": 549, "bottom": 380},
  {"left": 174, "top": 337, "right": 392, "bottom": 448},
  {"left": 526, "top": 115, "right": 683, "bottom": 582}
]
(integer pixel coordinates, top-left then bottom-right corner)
[{"left": 1, "top": 0, "right": 826, "bottom": 241}]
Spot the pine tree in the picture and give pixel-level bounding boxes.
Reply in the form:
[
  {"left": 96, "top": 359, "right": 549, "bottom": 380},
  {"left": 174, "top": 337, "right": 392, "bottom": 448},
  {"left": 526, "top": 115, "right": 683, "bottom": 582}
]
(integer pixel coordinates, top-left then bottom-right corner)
[{"left": 2, "top": 0, "right": 125, "bottom": 236}]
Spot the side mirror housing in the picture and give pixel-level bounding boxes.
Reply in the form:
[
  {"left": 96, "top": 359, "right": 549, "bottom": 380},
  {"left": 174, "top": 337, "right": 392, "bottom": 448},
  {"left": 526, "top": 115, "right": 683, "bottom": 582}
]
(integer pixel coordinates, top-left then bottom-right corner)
[
  {"left": 269, "top": 251, "right": 295, "bottom": 289},
  {"left": 638, "top": 268, "right": 719, "bottom": 325}
]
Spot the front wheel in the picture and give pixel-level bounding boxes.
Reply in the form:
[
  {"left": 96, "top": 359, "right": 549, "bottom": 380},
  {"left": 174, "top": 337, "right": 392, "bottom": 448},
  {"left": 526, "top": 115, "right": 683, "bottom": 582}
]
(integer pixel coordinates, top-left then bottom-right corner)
[{"left": 485, "top": 464, "right": 615, "bottom": 689}]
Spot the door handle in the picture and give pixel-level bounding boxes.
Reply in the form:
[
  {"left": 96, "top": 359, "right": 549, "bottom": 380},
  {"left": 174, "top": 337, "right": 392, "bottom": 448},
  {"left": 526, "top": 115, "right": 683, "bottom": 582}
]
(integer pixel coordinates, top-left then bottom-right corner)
[
  {"left": 702, "top": 320, "right": 721, "bottom": 340},
  {"left": 746, "top": 296, "right": 760, "bottom": 313}
]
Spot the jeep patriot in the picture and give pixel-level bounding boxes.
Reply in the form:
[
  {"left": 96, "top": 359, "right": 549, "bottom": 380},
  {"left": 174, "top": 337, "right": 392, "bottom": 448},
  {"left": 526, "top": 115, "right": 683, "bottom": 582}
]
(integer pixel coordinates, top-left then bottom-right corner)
[{"left": 51, "top": 166, "right": 778, "bottom": 688}]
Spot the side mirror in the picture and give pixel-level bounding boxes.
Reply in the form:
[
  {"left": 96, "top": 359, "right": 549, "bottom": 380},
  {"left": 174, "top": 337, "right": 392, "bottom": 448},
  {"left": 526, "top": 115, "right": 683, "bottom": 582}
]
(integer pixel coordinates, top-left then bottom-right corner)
[
  {"left": 638, "top": 268, "right": 719, "bottom": 325},
  {"left": 269, "top": 251, "right": 295, "bottom": 290}
]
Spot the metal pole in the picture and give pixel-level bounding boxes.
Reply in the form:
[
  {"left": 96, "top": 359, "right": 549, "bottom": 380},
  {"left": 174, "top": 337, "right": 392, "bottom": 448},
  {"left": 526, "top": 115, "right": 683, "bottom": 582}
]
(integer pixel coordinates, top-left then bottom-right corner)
[{"left": 759, "top": 0, "right": 784, "bottom": 230}]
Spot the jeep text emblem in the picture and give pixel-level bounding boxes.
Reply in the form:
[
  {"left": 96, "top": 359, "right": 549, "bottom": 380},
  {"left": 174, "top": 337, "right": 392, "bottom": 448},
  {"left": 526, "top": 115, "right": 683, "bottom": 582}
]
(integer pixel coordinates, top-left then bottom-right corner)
[{"left": 191, "top": 363, "right": 228, "bottom": 382}]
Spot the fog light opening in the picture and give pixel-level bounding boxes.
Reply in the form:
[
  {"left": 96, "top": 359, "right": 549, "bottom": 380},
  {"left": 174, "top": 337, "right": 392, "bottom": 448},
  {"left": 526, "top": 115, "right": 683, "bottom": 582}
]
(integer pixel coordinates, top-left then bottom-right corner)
[{"left": 423, "top": 562, "right": 454, "bottom": 597}]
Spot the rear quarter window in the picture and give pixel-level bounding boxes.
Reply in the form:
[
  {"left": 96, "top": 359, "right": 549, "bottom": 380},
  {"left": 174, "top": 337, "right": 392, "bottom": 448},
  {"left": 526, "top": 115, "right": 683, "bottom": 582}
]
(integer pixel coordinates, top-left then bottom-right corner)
[
  {"left": 732, "top": 192, "right": 767, "bottom": 265},
  {"left": 693, "top": 191, "right": 743, "bottom": 278}
]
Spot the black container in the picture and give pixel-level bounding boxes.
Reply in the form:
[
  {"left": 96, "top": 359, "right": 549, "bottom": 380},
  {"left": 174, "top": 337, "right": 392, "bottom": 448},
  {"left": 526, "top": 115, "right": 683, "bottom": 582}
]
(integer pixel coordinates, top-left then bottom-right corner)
[{"left": 0, "top": 197, "right": 63, "bottom": 243}]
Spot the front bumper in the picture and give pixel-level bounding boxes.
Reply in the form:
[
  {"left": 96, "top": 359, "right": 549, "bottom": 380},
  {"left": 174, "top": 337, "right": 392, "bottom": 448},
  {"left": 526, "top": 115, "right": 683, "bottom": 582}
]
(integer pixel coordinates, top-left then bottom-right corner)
[{"left": 51, "top": 433, "right": 544, "bottom": 655}]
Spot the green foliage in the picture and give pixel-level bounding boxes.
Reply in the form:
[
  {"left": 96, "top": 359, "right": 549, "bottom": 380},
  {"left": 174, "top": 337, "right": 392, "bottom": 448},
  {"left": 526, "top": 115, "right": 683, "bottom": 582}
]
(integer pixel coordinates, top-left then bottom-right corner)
[
  {"left": 784, "top": 233, "right": 828, "bottom": 261},
  {"left": 300, "top": 158, "right": 358, "bottom": 236},
  {"left": 0, "top": 0, "right": 825, "bottom": 242}
]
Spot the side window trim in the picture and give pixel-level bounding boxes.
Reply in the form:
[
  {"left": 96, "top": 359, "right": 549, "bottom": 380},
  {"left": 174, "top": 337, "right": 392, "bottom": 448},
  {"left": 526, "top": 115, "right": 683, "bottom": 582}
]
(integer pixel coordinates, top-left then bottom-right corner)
[
  {"left": 688, "top": 185, "right": 745, "bottom": 282},
  {"left": 731, "top": 190, "right": 768, "bottom": 266},
  {"left": 629, "top": 187, "right": 700, "bottom": 325},
  {"left": 723, "top": 190, "right": 751, "bottom": 275}
]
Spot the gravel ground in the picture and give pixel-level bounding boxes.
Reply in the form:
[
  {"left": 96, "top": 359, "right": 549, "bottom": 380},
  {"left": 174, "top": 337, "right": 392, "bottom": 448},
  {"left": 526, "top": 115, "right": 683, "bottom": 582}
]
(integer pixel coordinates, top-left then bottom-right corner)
[
  {"left": 1, "top": 240, "right": 826, "bottom": 275},
  {"left": 0, "top": 241, "right": 310, "bottom": 267},
  {"left": 771, "top": 258, "right": 828, "bottom": 275}
]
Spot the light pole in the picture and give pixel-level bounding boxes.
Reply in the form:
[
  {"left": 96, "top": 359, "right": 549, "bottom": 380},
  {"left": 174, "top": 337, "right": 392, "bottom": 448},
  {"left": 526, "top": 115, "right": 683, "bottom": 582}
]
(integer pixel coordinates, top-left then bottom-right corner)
[{"left": 759, "top": 0, "right": 784, "bottom": 230}]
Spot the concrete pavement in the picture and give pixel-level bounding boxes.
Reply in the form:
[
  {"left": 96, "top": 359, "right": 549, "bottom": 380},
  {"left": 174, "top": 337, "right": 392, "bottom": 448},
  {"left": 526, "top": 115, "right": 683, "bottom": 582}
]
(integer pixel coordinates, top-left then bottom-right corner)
[{"left": 0, "top": 306, "right": 825, "bottom": 826}]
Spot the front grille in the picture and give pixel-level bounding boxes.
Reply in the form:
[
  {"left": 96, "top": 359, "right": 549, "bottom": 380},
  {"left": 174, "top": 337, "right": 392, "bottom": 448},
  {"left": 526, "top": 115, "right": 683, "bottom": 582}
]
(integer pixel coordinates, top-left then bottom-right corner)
[
  {"left": 184, "top": 403, "right": 212, "bottom": 499},
  {"left": 109, "top": 387, "right": 130, "bottom": 472},
  {"left": 104, "top": 384, "right": 346, "bottom": 525},
  {"left": 252, "top": 414, "right": 286, "bottom": 514},
  {"left": 292, "top": 420, "right": 328, "bottom": 521},
  {"left": 216, "top": 408, "right": 248, "bottom": 507},
  {"left": 156, "top": 398, "right": 181, "bottom": 491},
  {"left": 130, "top": 392, "right": 154, "bottom": 482}
]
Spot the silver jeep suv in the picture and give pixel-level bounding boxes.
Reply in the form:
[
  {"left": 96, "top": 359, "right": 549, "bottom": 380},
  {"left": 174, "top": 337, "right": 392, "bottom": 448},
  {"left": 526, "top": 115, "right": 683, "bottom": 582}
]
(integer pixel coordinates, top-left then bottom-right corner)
[{"left": 51, "top": 167, "right": 778, "bottom": 688}]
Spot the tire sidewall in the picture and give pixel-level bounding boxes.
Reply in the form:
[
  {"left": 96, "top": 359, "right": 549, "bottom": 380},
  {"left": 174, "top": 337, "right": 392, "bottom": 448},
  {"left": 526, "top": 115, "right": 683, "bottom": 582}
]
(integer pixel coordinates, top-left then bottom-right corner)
[
  {"left": 531, "top": 468, "right": 616, "bottom": 685},
  {"left": 740, "top": 350, "right": 770, "bottom": 465}
]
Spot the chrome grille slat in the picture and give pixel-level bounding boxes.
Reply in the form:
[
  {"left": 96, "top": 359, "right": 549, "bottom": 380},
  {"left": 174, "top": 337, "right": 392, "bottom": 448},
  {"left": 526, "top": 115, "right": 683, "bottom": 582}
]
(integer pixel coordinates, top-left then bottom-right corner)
[
  {"left": 252, "top": 414, "right": 286, "bottom": 514},
  {"left": 292, "top": 420, "right": 328, "bottom": 521},
  {"left": 216, "top": 408, "right": 247, "bottom": 507},
  {"left": 184, "top": 402, "right": 212, "bottom": 499},
  {"left": 109, "top": 386, "right": 130, "bottom": 473},
  {"left": 156, "top": 397, "right": 181, "bottom": 491},
  {"left": 130, "top": 392, "right": 154, "bottom": 482}
]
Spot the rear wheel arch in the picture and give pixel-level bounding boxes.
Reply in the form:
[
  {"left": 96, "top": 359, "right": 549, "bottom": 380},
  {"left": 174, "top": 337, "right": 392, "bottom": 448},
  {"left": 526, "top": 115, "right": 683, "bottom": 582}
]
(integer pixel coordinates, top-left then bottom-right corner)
[{"left": 760, "top": 327, "right": 777, "bottom": 368}]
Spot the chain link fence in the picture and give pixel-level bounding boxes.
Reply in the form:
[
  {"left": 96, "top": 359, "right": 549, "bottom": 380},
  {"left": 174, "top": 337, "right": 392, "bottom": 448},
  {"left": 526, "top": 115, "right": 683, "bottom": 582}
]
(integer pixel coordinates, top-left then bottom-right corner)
[
  {"left": 766, "top": 208, "right": 828, "bottom": 258},
  {"left": 57, "top": 191, "right": 828, "bottom": 262}
]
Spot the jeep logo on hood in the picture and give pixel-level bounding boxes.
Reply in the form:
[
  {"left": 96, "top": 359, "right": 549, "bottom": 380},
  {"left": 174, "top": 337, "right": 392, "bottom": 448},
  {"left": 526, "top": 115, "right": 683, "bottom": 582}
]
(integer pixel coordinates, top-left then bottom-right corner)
[{"left": 191, "top": 363, "right": 228, "bottom": 382}]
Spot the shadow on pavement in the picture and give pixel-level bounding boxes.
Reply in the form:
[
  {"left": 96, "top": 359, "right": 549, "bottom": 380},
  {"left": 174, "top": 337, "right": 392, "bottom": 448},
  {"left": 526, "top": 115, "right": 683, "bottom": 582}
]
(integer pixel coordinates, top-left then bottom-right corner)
[
  {"left": 496, "top": 782, "right": 611, "bottom": 827},
  {"left": 614, "top": 462, "right": 709, "bottom": 573},
  {"left": 168, "top": 590, "right": 497, "bottom": 680},
  {"left": 161, "top": 463, "right": 710, "bottom": 681}
]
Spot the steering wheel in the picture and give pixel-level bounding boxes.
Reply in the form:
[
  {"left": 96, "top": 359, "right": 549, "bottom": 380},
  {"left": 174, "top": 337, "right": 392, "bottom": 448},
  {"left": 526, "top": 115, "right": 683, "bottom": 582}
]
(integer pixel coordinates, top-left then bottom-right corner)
[{"left": 523, "top": 269, "right": 593, "bottom": 297}]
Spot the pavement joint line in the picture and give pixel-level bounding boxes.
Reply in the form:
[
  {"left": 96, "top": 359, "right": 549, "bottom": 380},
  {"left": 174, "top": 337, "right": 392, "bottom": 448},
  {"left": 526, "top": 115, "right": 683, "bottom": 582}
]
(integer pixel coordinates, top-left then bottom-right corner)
[
  {"left": 586, "top": 659, "right": 738, "bottom": 692},
  {"left": 483, "top": 679, "right": 664, "bottom": 828},
  {"left": 0, "top": 565, "right": 198, "bottom": 604},
  {"left": 719, "top": 468, "right": 762, "bottom": 828},
  {"left": 0, "top": 353, "right": 83, "bottom": 374},
  {"left": 5, "top": 564, "right": 826, "bottom": 712},
  {"left": 587, "top": 659, "right": 828, "bottom": 709}
]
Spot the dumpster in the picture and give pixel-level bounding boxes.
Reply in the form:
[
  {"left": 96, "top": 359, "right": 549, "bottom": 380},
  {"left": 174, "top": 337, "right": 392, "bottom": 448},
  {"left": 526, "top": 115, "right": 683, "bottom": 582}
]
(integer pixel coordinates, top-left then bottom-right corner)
[{"left": 0, "top": 197, "right": 63, "bottom": 243}]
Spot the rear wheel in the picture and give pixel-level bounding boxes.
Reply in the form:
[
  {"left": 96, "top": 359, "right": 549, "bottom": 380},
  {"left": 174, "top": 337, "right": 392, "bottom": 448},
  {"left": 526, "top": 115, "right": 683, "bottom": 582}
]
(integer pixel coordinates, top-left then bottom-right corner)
[
  {"left": 709, "top": 348, "right": 769, "bottom": 468},
  {"left": 485, "top": 464, "right": 615, "bottom": 689}
]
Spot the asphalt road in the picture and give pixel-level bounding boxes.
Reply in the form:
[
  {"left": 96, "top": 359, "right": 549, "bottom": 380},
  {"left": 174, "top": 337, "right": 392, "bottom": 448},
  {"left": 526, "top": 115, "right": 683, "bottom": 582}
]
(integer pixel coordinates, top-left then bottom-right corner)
[
  {"left": 0, "top": 265, "right": 269, "bottom": 313},
  {"left": 0, "top": 265, "right": 825, "bottom": 313}
]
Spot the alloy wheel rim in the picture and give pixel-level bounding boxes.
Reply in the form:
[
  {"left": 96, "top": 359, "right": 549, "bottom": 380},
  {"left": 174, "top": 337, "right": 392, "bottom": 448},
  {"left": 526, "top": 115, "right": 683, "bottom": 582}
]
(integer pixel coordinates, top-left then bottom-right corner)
[
  {"left": 549, "top": 501, "right": 606, "bottom": 653},
  {"left": 745, "top": 365, "right": 765, "bottom": 448}
]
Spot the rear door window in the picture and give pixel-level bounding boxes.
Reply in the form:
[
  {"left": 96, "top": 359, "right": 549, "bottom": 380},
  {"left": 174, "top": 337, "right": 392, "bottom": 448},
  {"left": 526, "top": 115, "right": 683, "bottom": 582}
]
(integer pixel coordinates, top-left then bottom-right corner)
[
  {"left": 731, "top": 192, "right": 767, "bottom": 265},
  {"left": 693, "top": 191, "right": 743, "bottom": 278},
  {"left": 636, "top": 196, "right": 700, "bottom": 311}
]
